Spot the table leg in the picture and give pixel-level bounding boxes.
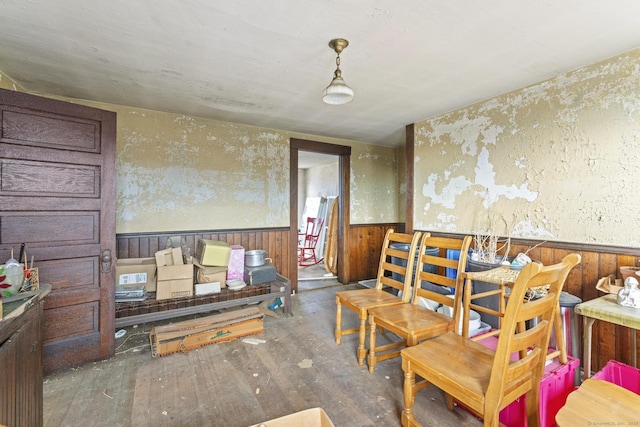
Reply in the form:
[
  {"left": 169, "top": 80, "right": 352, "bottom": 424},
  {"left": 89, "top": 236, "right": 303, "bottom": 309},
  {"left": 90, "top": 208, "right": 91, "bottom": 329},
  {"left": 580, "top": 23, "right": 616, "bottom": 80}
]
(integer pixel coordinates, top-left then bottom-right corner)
[
  {"left": 632, "top": 327, "right": 637, "bottom": 368},
  {"left": 583, "top": 316, "right": 596, "bottom": 379},
  {"left": 462, "top": 277, "right": 471, "bottom": 338},
  {"left": 335, "top": 296, "right": 342, "bottom": 344}
]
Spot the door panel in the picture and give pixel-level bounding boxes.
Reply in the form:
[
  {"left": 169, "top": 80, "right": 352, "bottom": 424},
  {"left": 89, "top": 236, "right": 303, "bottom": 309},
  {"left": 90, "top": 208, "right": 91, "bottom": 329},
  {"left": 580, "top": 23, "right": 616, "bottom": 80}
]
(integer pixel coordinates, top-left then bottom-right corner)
[
  {"left": 0, "top": 88, "right": 116, "bottom": 372},
  {"left": 1, "top": 159, "right": 100, "bottom": 196},
  {"left": 2, "top": 106, "right": 100, "bottom": 152}
]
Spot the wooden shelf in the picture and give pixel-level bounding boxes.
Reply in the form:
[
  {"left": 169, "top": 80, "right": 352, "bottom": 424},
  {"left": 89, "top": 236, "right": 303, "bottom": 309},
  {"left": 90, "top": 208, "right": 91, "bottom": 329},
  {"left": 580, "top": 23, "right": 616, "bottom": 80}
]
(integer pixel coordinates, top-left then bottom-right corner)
[{"left": 115, "top": 275, "right": 291, "bottom": 328}]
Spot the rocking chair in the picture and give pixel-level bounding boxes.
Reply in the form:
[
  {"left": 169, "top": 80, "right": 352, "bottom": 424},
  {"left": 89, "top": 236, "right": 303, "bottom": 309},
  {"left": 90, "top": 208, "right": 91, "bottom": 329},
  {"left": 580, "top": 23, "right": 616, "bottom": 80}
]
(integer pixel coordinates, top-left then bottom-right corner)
[{"left": 298, "top": 217, "right": 324, "bottom": 266}]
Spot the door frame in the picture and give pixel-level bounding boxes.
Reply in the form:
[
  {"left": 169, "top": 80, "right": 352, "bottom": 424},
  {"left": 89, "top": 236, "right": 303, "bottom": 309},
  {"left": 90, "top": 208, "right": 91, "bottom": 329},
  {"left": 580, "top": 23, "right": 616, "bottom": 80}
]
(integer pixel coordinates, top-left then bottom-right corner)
[{"left": 290, "top": 138, "right": 351, "bottom": 289}]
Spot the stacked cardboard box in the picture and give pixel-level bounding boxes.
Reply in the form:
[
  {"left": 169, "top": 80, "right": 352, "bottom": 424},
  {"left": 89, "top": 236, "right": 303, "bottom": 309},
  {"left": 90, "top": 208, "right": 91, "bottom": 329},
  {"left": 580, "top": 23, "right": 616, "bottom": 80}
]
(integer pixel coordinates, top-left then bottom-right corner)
[
  {"left": 155, "top": 248, "right": 194, "bottom": 300},
  {"left": 115, "top": 258, "right": 157, "bottom": 292},
  {"left": 194, "top": 261, "right": 226, "bottom": 294},
  {"left": 195, "top": 239, "right": 231, "bottom": 266},
  {"left": 194, "top": 239, "right": 232, "bottom": 293}
]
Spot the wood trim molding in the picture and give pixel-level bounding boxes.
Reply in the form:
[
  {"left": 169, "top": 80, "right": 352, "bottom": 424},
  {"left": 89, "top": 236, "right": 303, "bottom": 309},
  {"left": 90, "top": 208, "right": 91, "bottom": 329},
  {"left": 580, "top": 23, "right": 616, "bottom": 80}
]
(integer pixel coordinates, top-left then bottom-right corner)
[
  {"left": 405, "top": 124, "right": 414, "bottom": 234},
  {"left": 290, "top": 138, "right": 352, "bottom": 286}
]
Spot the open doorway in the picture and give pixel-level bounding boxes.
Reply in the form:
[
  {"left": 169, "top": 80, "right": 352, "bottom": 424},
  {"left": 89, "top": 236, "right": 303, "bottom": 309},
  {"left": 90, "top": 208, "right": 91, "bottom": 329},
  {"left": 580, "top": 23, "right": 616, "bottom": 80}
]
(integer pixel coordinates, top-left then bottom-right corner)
[
  {"left": 298, "top": 152, "right": 338, "bottom": 286},
  {"left": 289, "top": 139, "right": 351, "bottom": 292}
]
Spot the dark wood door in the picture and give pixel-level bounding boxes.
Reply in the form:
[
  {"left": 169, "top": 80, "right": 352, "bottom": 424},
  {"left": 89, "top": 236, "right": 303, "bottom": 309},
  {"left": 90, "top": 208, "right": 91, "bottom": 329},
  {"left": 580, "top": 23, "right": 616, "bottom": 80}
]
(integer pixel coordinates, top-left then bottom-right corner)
[{"left": 0, "top": 88, "right": 116, "bottom": 372}]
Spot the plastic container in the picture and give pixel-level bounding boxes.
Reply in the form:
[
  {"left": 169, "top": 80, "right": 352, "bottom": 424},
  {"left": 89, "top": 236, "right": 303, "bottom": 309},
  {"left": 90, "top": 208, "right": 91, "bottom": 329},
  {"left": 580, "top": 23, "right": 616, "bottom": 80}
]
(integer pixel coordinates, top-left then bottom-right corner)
[
  {"left": 549, "top": 292, "right": 582, "bottom": 360},
  {"left": 466, "top": 256, "right": 527, "bottom": 329},
  {"left": 389, "top": 243, "right": 438, "bottom": 283},
  {"left": 474, "top": 335, "right": 579, "bottom": 427},
  {"left": 591, "top": 360, "right": 640, "bottom": 394}
]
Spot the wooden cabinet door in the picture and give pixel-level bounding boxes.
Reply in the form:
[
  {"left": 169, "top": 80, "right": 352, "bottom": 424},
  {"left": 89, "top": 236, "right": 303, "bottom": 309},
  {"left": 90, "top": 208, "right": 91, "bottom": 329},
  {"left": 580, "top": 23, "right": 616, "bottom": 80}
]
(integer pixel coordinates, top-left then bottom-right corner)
[{"left": 0, "top": 88, "right": 116, "bottom": 372}]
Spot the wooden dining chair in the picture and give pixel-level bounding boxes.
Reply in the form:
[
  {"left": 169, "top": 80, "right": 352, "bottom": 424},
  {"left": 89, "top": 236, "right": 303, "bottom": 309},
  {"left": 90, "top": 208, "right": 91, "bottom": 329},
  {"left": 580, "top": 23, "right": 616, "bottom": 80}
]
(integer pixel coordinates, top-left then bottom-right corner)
[
  {"left": 366, "top": 234, "right": 472, "bottom": 373},
  {"left": 399, "top": 253, "right": 581, "bottom": 427},
  {"left": 335, "top": 229, "right": 423, "bottom": 365}
]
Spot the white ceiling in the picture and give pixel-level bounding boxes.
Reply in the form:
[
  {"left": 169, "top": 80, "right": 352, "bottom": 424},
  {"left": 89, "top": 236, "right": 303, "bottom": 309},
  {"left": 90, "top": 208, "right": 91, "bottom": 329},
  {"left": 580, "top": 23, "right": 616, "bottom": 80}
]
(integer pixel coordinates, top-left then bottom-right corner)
[
  {"left": 298, "top": 151, "right": 338, "bottom": 169},
  {"left": 1, "top": 1, "right": 639, "bottom": 148}
]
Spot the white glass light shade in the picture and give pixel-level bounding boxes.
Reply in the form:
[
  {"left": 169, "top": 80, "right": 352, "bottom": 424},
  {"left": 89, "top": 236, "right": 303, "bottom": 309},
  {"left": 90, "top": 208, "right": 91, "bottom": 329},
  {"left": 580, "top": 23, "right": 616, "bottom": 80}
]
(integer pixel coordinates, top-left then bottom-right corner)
[{"left": 322, "top": 76, "right": 354, "bottom": 105}]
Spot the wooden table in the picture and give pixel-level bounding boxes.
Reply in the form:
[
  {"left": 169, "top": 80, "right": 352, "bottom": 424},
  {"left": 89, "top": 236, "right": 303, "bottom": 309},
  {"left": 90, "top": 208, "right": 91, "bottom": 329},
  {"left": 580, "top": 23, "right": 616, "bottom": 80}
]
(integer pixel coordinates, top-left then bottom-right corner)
[
  {"left": 575, "top": 293, "right": 640, "bottom": 378},
  {"left": 555, "top": 378, "right": 640, "bottom": 426}
]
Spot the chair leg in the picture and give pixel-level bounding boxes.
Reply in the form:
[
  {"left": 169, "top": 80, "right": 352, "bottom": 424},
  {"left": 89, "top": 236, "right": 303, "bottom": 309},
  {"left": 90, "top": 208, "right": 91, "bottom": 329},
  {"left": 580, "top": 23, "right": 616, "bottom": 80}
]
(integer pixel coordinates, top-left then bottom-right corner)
[
  {"left": 482, "top": 409, "right": 500, "bottom": 427},
  {"left": 357, "top": 314, "right": 367, "bottom": 365},
  {"left": 335, "top": 296, "right": 343, "bottom": 344},
  {"left": 368, "top": 315, "right": 377, "bottom": 373},
  {"left": 401, "top": 368, "right": 417, "bottom": 427},
  {"left": 445, "top": 393, "right": 456, "bottom": 411},
  {"left": 553, "top": 306, "right": 568, "bottom": 364},
  {"left": 525, "top": 389, "right": 541, "bottom": 427}
]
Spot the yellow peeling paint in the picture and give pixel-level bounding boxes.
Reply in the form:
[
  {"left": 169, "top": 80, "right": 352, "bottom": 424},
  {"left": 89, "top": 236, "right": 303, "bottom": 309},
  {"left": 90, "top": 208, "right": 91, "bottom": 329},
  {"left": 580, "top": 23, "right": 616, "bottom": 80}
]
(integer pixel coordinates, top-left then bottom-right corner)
[
  {"left": 25, "top": 96, "right": 400, "bottom": 233},
  {"left": 350, "top": 144, "right": 399, "bottom": 223},
  {"left": 414, "top": 48, "right": 640, "bottom": 246}
]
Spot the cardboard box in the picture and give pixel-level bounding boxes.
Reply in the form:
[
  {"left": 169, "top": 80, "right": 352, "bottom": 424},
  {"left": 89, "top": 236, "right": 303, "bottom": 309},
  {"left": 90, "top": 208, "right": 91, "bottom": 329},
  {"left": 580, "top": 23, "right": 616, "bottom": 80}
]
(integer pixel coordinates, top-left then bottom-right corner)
[
  {"left": 194, "top": 261, "right": 227, "bottom": 286},
  {"left": 116, "top": 258, "right": 157, "bottom": 292},
  {"left": 155, "top": 247, "right": 184, "bottom": 267},
  {"left": 249, "top": 407, "right": 335, "bottom": 427},
  {"left": 195, "top": 281, "right": 221, "bottom": 295},
  {"left": 150, "top": 307, "right": 264, "bottom": 357},
  {"left": 596, "top": 274, "right": 623, "bottom": 294},
  {"left": 195, "top": 239, "right": 231, "bottom": 266},
  {"left": 227, "top": 245, "right": 245, "bottom": 280},
  {"left": 155, "top": 248, "right": 194, "bottom": 300},
  {"left": 156, "top": 279, "right": 193, "bottom": 300}
]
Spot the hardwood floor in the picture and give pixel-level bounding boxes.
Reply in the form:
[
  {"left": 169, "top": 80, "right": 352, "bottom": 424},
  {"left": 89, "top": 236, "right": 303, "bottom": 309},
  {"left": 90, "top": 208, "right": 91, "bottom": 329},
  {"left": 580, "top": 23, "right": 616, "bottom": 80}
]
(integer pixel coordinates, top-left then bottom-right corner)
[{"left": 43, "top": 284, "right": 480, "bottom": 426}]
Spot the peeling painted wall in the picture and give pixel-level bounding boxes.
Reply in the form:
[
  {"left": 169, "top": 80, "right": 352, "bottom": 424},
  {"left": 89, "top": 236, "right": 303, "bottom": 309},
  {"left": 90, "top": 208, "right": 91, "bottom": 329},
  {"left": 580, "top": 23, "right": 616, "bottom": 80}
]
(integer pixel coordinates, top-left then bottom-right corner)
[
  {"left": 350, "top": 143, "right": 399, "bottom": 224},
  {"left": 414, "top": 49, "right": 640, "bottom": 246},
  {"left": 107, "top": 109, "right": 398, "bottom": 232},
  {"left": 105, "top": 105, "right": 399, "bottom": 232},
  {"left": 111, "top": 108, "right": 292, "bottom": 232},
  {"left": 0, "top": 81, "right": 399, "bottom": 232}
]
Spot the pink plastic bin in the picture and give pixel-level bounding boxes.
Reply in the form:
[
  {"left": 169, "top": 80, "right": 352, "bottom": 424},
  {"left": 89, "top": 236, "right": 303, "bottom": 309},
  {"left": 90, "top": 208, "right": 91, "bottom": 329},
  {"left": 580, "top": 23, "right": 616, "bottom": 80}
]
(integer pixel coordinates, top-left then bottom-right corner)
[
  {"left": 473, "top": 335, "right": 579, "bottom": 427},
  {"left": 591, "top": 360, "right": 640, "bottom": 394}
]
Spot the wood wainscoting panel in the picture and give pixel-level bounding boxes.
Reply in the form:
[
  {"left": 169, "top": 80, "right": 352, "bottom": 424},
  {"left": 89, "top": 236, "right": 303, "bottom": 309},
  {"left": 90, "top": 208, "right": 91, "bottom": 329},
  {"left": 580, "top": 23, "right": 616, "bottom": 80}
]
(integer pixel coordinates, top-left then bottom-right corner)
[
  {"left": 117, "top": 228, "right": 292, "bottom": 287},
  {"left": 347, "top": 224, "right": 404, "bottom": 282},
  {"left": 117, "top": 226, "right": 640, "bottom": 373}
]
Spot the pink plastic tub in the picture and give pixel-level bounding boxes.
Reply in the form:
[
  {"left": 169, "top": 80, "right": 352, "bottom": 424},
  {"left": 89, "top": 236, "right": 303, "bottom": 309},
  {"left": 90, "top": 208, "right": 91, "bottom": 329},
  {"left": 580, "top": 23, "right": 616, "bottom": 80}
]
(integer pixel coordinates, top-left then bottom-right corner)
[
  {"left": 471, "top": 335, "right": 579, "bottom": 427},
  {"left": 591, "top": 359, "right": 640, "bottom": 394}
]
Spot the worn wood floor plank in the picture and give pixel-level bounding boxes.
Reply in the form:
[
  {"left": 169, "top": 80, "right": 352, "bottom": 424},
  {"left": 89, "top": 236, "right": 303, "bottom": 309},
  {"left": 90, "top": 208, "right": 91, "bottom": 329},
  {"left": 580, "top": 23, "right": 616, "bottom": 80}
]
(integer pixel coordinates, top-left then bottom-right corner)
[{"left": 43, "top": 284, "right": 481, "bottom": 427}]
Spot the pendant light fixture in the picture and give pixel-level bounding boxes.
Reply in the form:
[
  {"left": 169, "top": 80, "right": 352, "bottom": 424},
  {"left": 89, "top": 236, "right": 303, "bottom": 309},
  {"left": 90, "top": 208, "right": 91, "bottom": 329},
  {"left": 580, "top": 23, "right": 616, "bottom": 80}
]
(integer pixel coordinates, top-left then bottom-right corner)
[{"left": 322, "top": 38, "right": 354, "bottom": 105}]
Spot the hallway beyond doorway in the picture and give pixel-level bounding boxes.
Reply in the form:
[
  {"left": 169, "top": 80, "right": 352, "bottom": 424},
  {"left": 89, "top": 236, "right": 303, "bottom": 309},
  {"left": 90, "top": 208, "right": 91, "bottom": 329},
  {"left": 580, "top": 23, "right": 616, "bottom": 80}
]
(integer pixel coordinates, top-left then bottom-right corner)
[{"left": 298, "top": 262, "right": 340, "bottom": 292}]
